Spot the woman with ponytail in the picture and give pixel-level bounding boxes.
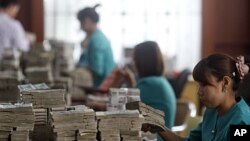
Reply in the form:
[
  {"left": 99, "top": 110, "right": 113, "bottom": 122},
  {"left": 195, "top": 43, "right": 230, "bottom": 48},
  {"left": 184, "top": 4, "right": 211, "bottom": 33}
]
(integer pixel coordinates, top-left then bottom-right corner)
[
  {"left": 143, "top": 53, "right": 250, "bottom": 141},
  {"left": 77, "top": 4, "right": 115, "bottom": 87}
]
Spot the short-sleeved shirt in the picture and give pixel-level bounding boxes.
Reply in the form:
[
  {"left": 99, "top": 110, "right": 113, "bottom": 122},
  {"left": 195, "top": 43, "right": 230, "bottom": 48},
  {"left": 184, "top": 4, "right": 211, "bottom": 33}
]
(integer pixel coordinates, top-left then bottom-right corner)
[
  {"left": 188, "top": 97, "right": 250, "bottom": 141},
  {"left": 78, "top": 29, "right": 115, "bottom": 87},
  {"left": 0, "top": 12, "right": 29, "bottom": 59},
  {"left": 137, "top": 76, "right": 176, "bottom": 141}
]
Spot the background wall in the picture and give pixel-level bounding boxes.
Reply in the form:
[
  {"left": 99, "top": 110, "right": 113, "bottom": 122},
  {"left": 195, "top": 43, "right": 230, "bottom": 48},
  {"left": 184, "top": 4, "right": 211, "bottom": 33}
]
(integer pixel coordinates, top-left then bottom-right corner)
[
  {"left": 202, "top": 0, "right": 250, "bottom": 57},
  {"left": 16, "top": 0, "right": 44, "bottom": 42}
]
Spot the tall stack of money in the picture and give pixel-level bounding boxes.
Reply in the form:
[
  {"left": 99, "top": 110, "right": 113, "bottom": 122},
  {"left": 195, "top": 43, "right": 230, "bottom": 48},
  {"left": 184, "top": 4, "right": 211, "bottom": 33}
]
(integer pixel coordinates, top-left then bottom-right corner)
[
  {"left": 0, "top": 103, "right": 35, "bottom": 141},
  {"left": 0, "top": 48, "right": 20, "bottom": 71},
  {"left": 21, "top": 89, "right": 66, "bottom": 108},
  {"left": 50, "top": 105, "right": 97, "bottom": 141},
  {"left": 21, "top": 44, "right": 53, "bottom": 68},
  {"left": 18, "top": 84, "right": 66, "bottom": 140},
  {"left": 49, "top": 40, "right": 75, "bottom": 77},
  {"left": 0, "top": 74, "right": 19, "bottom": 102},
  {"left": 96, "top": 110, "right": 143, "bottom": 141},
  {"left": 126, "top": 101, "right": 166, "bottom": 132},
  {"left": 76, "top": 106, "right": 97, "bottom": 141},
  {"left": 25, "top": 66, "right": 53, "bottom": 84}
]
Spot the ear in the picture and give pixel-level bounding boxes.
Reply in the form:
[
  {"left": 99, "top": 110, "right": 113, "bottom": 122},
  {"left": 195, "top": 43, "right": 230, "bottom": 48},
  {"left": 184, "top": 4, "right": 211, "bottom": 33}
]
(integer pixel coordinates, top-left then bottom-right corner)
[{"left": 222, "top": 76, "right": 231, "bottom": 90}]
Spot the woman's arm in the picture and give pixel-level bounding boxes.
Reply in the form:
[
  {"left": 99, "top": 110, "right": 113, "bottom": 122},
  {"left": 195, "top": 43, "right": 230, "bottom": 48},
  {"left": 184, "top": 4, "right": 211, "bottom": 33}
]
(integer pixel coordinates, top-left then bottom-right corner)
[{"left": 158, "top": 128, "right": 184, "bottom": 141}]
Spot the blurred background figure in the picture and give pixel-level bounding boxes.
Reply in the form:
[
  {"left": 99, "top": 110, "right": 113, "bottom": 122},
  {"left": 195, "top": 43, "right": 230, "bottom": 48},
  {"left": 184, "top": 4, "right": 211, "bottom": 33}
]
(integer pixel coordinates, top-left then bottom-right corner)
[
  {"left": 0, "top": 0, "right": 30, "bottom": 60},
  {"left": 133, "top": 41, "right": 176, "bottom": 141},
  {"left": 76, "top": 4, "right": 115, "bottom": 87}
]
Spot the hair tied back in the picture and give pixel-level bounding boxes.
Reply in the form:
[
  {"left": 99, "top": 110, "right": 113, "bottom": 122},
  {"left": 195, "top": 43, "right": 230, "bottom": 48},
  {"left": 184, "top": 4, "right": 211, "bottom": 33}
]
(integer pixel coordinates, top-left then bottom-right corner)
[{"left": 93, "top": 4, "right": 101, "bottom": 10}]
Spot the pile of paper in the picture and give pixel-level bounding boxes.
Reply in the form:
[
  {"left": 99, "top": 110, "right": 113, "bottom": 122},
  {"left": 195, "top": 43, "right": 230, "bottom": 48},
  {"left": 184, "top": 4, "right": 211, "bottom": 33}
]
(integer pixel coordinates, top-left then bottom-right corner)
[
  {"left": 0, "top": 75, "right": 19, "bottom": 102},
  {"left": 107, "top": 88, "right": 140, "bottom": 111},
  {"left": 96, "top": 110, "right": 143, "bottom": 141},
  {"left": 11, "top": 130, "right": 29, "bottom": 141},
  {"left": 21, "top": 89, "right": 66, "bottom": 108},
  {"left": 49, "top": 40, "right": 75, "bottom": 76},
  {"left": 50, "top": 105, "right": 97, "bottom": 141},
  {"left": 25, "top": 66, "right": 53, "bottom": 84},
  {"left": 126, "top": 101, "right": 167, "bottom": 132},
  {"left": 0, "top": 48, "right": 20, "bottom": 71},
  {"left": 0, "top": 103, "right": 35, "bottom": 141},
  {"left": 21, "top": 45, "right": 53, "bottom": 68}
]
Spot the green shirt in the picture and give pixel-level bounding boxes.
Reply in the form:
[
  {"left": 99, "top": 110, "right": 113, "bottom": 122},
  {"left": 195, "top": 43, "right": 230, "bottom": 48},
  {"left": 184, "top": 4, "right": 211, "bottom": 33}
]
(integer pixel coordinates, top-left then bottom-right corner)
[
  {"left": 78, "top": 29, "right": 115, "bottom": 86},
  {"left": 188, "top": 97, "right": 250, "bottom": 141},
  {"left": 137, "top": 76, "right": 176, "bottom": 141}
]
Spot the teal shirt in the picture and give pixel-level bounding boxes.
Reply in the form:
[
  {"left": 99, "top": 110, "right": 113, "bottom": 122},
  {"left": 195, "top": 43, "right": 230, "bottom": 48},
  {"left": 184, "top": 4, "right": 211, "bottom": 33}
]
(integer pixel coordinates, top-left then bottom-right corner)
[
  {"left": 188, "top": 97, "right": 250, "bottom": 141},
  {"left": 78, "top": 29, "right": 115, "bottom": 87},
  {"left": 137, "top": 76, "right": 176, "bottom": 141}
]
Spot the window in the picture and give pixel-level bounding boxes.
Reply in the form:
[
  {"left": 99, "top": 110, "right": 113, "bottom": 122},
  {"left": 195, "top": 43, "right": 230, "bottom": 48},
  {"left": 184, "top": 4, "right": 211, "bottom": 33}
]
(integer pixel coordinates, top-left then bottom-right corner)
[{"left": 44, "top": 0, "right": 201, "bottom": 71}]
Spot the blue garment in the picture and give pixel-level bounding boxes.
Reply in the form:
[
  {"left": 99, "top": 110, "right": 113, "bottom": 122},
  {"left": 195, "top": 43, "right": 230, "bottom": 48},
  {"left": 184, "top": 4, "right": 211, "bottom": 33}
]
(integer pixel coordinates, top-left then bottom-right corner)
[
  {"left": 188, "top": 97, "right": 250, "bottom": 141},
  {"left": 137, "top": 76, "right": 176, "bottom": 141},
  {"left": 78, "top": 29, "right": 115, "bottom": 86}
]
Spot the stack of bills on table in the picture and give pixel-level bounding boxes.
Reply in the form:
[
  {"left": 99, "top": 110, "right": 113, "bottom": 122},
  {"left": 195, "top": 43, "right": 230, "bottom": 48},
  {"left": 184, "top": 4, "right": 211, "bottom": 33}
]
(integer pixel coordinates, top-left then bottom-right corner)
[
  {"left": 21, "top": 89, "right": 66, "bottom": 108},
  {"left": 126, "top": 101, "right": 167, "bottom": 132},
  {"left": 96, "top": 110, "right": 144, "bottom": 141},
  {"left": 0, "top": 72, "right": 19, "bottom": 102},
  {"left": 11, "top": 130, "right": 29, "bottom": 141},
  {"left": 74, "top": 105, "right": 97, "bottom": 141},
  {"left": 50, "top": 40, "right": 75, "bottom": 76},
  {"left": 125, "top": 88, "right": 141, "bottom": 103},
  {"left": 0, "top": 103, "right": 35, "bottom": 141},
  {"left": 25, "top": 66, "right": 53, "bottom": 83},
  {"left": 0, "top": 48, "right": 20, "bottom": 71},
  {"left": 50, "top": 105, "right": 97, "bottom": 141},
  {"left": 108, "top": 88, "right": 141, "bottom": 111}
]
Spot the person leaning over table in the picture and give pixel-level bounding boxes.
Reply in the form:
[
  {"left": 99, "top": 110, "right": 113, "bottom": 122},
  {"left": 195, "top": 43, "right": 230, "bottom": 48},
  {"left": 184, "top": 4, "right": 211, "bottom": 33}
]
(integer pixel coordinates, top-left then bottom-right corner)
[
  {"left": 133, "top": 41, "right": 176, "bottom": 141},
  {"left": 143, "top": 53, "right": 250, "bottom": 141}
]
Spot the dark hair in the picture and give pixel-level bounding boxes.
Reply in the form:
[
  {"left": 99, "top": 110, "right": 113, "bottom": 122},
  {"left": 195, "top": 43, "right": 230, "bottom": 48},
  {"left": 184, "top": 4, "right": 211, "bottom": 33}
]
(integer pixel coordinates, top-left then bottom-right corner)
[
  {"left": 0, "top": 0, "right": 19, "bottom": 8},
  {"left": 133, "top": 41, "right": 164, "bottom": 78},
  {"left": 193, "top": 53, "right": 242, "bottom": 91},
  {"left": 77, "top": 4, "right": 100, "bottom": 23}
]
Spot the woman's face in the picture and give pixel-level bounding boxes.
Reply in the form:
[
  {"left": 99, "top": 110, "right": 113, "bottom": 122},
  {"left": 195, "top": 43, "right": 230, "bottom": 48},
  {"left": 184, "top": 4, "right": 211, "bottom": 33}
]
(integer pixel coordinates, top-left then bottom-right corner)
[
  {"left": 81, "top": 17, "right": 94, "bottom": 33},
  {"left": 197, "top": 74, "right": 226, "bottom": 108}
]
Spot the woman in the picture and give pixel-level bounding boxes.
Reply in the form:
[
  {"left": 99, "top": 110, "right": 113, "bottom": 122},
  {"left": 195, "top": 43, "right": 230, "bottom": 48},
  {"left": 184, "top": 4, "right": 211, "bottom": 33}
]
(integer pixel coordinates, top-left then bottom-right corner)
[
  {"left": 133, "top": 41, "right": 176, "bottom": 141},
  {"left": 145, "top": 53, "right": 250, "bottom": 141},
  {"left": 77, "top": 4, "right": 115, "bottom": 87}
]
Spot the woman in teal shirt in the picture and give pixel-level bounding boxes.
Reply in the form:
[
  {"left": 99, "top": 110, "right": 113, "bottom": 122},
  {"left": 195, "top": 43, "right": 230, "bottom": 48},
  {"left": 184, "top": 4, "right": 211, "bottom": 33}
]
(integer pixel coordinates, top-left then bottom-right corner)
[
  {"left": 133, "top": 41, "right": 176, "bottom": 141},
  {"left": 77, "top": 5, "right": 115, "bottom": 87},
  {"left": 144, "top": 53, "right": 250, "bottom": 141}
]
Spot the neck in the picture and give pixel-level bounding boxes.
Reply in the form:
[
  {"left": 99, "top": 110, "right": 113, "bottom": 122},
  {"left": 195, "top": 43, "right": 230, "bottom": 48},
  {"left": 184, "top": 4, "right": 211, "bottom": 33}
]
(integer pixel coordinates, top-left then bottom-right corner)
[
  {"left": 1, "top": 9, "right": 12, "bottom": 18},
  {"left": 217, "top": 92, "right": 236, "bottom": 116}
]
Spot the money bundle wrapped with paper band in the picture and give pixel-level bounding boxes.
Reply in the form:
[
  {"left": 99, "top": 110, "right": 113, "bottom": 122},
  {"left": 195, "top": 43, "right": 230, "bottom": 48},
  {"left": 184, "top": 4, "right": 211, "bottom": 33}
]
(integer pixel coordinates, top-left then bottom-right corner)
[
  {"left": 96, "top": 110, "right": 144, "bottom": 141},
  {"left": 0, "top": 103, "right": 35, "bottom": 141},
  {"left": 107, "top": 88, "right": 140, "bottom": 111},
  {"left": 126, "top": 101, "right": 167, "bottom": 132},
  {"left": 25, "top": 66, "right": 53, "bottom": 83},
  {"left": 49, "top": 105, "right": 97, "bottom": 141},
  {"left": 21, "top": 89, "right": 66, "bottom": 108}
]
